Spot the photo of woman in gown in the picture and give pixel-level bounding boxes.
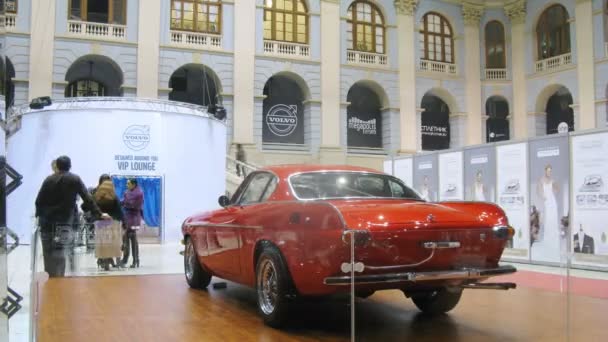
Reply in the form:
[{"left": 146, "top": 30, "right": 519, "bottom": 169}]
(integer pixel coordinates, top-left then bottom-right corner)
[
  {"left": 473, "top": 170, "right": 486, "bottom": 201},
  {"left": 536, "top": 164, "right": 559, "bottom": 249}
]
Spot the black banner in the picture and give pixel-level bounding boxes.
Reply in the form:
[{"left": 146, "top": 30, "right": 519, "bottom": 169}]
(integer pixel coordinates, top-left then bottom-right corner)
[
  {"left": 263, "top": 77, "right": 305, "bottom": 144},
  {"left": 421, "top": 95, "right": 450, "bottom": 150},
  {"left": 487, "top": 118, "right": 510, "bottom": 142},
  {"left": 347, "top": 85, "right": 382, "bottom": 148}
]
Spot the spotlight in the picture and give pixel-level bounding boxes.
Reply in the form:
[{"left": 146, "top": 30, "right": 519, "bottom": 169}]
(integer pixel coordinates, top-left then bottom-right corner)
[
  {"left": 213, "top": 106, "right": 227, "bottom": 121},
  {"left": 29, "top": 96, "right": 52, "bottom": 110}
]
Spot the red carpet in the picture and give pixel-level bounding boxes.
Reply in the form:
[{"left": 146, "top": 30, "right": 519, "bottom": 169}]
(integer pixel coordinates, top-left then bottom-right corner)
[{"left": 494, "top": 270, "right": 608, "bottom": 299}]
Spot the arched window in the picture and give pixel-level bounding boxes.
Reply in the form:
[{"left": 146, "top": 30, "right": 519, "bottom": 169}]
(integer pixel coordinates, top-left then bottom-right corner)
[
  {"left": 420, "top": 12, "right": 454, "bottom": 63},
  {"left": 66, "top": 80, "right": 107, "bottom": 97},
  {"left": 263, "top": 0, "right": 308, "bottom": 44},
  {"left": 486, "top": 96, "right": 509, "bottom": 142},
  {"left": 485, "top": 21, "right": 505, "bottom": 68},
  {"left": 346, "top": 1, "right": 385, "bottom": 54},
  {"left": 536, "top": 5, "right": 570, "bottom": 60},
  {"left": 171, "top": 0, "right": 222, "bottom": 34}
]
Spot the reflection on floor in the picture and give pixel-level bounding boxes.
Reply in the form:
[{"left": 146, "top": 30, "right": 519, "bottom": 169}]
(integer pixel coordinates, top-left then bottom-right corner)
[
  {"left": 7, "top": 242, "right": 608, "bottom": 342},
  {"left": 38, "top": 275, "right": 608, "bottom": 342}
]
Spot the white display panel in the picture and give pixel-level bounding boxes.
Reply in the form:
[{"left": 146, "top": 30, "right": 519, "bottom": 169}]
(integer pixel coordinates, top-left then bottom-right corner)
[
  {"left": 529, "top": 135, "right": 570, "bottom": 264},
  {"left": 413, "top": 154, "right": 438, "bottom": 202},
  {"left": 383, "top": 159, "right": 393, "bottom": 175},
  {"left": 7, "top": 102, "right": 226, "bottom": 243},
  {"left": 496, "top": 143, "right": 529, "bottom": 260},
  {"left": 438, "top": 151, "right": 464, "bottom": 201},
  {"left": 394, "top": 158, "right": 413, "bottom": 188},
  {"left": 571, "top": 132, "right": 608, "bottom": 268},
  {"left": 464, "top": 146, "right": 496, "bottom": 202}
]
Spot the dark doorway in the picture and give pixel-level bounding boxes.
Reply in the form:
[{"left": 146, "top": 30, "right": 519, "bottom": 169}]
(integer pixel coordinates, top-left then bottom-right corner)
[
  {"left": 486, "top": 96, "right": 510, "bottom": 142},
  {"left": 346, "top": 83, "right": 382, "bottom": 149},
  {"left": 169, "top": 64, "right": 220, "bottom": 108},
  {"left": 87, "top": 0, "right": 109, "bottom": 23},
  {"left": 1, "top": 57, "right": 15, "bottom": 113},
  {"left": 421, "top": 94, "right": 450, "bottom": 151},
  {"left": 545, "top": 87, "right": 574, "bottom": 135},
  {"left": 262, "top": 75, "right": 305, "bottom": 145}
]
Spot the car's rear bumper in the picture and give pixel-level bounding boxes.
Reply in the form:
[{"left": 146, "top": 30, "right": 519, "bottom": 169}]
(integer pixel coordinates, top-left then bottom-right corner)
[{"left": 323, "top": 264, "right": 516, "bottom": 286}]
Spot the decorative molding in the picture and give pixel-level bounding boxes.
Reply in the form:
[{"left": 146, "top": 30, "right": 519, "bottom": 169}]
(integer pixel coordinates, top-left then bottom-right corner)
[
  {"left": 462, "top": 3, "right": 484, "bottom": 26},
  {"left": 321, "top": 0, "right": 340, "bottom": 4},
  {"left": 159, "top": 44, "right": 234, "bottom": 56},
  {"left": 394, "top": 0, "right": 418, "bottom": 16},
  {"left": 504, "top": 0, "right": 526, "bottom": 25}
]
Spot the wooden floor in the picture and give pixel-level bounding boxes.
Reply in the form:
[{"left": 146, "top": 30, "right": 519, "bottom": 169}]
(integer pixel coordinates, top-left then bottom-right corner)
[{"left": 38, "top": 275, "right": 608, "bottom": 342}]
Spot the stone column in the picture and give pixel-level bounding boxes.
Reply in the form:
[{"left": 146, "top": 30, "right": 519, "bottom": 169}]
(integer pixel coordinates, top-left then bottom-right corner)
[
  {"left": 575, "top": 0, "right": 596, "bottom": 130},
  {"left": 136, "top": 0, "right": 161, "bottom": 97},
  {"left": 233, "top": 0, "right": 256, "bottom": 144},
  {"left": 395, "top": 0, "right": 418, "bottom": 154},
  {"left": 319, "top": 0, "right": 343, "bottom": 163},
  {"left": 462, "top": 3, "right": 483, "bottom": 146},
  {"left": 28, "top": 0, "right": 56, "bottom": 100},
  {"left": 505, "top": 0, "right": 527, "bottom": 140}
]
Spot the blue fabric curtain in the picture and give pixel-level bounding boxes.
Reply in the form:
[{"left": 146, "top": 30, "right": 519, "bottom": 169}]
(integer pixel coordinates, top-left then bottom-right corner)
[{"left": 112, "top": 176, "right": 162, "bottom": 227}]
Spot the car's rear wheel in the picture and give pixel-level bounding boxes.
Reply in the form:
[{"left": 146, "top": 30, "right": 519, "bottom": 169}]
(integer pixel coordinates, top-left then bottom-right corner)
[
  {"left": 184, "top": 237, "right": 211, "bottom": 289},
  {"left": 409, "top": 288, "right": 462, "bottom": 314},
  {"left": 256, "top": 247, "right": 291, "bottom": 327}
]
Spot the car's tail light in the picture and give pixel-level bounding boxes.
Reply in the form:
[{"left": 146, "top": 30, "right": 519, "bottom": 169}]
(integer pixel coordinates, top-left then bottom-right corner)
[{"left": 493, "top": 225, "right": 515, "bottom": 239}]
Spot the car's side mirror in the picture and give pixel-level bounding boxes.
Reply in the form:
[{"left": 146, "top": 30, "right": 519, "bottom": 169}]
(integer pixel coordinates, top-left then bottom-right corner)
[{"left": 218, "top": 195, "right": 231, "bottom": 208}]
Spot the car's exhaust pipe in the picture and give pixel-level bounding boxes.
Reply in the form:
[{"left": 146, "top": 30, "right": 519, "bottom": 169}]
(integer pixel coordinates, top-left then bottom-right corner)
[{"left": 461, "top": 282, "right": 516, "bottom": 290}]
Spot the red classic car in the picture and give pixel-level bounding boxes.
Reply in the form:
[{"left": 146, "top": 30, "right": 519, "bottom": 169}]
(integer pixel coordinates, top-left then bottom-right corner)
[{"left": 182, "top": 165, "right": 516, "bottom": 326}]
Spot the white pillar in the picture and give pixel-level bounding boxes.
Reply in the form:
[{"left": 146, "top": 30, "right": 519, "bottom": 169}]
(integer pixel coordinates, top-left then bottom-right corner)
[
  {"left": 28, "top": 0, "right": 56, "bottom": 100},
  {"left": 233, "top": 0, "right": 256, "bottom": 144},
  {"left": 575, "top": 0, "right": 596, "bottom": 130},
  {"left": 462, "top": 4, "right": 483, "bottom": 146},
  {"left": 320, "top": 0, "right": 341, "bottom": 150},
  {"left": 136, "top": 0, "right": 161, "bottom": 98},
  {"left": 395, "top": 0, "right": 418, "bottom": 154},
  {"left": 505, "top": 1, "right": 528, "bottom": 140}
]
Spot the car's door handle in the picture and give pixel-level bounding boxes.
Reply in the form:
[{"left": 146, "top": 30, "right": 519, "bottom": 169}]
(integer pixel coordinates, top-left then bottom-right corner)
[{"left": 422, "top": 241, "right": 461, "bottom": 249}]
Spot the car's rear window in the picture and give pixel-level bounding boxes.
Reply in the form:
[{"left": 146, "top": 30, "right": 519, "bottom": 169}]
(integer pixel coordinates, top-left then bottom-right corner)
[{"left": 289, "top": 172, "right": 421, "bottom": 200}]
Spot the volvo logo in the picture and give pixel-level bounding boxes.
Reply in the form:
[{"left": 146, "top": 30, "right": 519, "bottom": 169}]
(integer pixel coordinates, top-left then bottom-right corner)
[
  {"left": 266, "top": 104, "right": 298, "bottom": 137},
  {"left": 427, "top": 214, "right": 435, "bottom": 222},
  {"left": 123, "top": 125, "right": 151, "bottom": 151}
]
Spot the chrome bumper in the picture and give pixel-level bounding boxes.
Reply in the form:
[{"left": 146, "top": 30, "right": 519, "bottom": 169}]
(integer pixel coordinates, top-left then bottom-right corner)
[{"left": 323, "top": 265, "right": 516, "bottom": 286}]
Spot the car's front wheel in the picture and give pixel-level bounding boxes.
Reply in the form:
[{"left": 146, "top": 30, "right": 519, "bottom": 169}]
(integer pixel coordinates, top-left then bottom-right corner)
[
  {"left": 256, "top": 247, "right": 291, "bottom": 327},
  {"left": 184, "top": 237, "right": 211, "bottom": 289},
  {"left": 409, "top": 288, "right": 462, "bottom": 314}
]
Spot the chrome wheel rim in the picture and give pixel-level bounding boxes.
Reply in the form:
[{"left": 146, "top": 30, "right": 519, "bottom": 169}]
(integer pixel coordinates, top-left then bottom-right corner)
[
  {"left": 185, "top": 240, "right": 195, "bottom": 281},
  {"left": 257, "top": 259, "right": 278, "bottom": 315}
]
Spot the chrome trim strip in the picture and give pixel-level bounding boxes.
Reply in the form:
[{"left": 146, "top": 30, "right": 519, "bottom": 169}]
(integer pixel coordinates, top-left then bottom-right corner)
[
  {"left": 323, "top": 265, "right": 517, "bottom": 286},
  {"left": 185, "top": 222, "right": 263, "bottom": 230}
]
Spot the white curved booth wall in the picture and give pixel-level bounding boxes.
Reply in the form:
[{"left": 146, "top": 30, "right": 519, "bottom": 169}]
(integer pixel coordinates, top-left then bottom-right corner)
[{"left": 7, "top": 98, "right": 226, "bottom": 243}]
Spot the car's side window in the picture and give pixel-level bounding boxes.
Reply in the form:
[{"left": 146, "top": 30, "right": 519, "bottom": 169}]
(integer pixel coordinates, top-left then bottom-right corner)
[
  {"left": 389, "top": 179, "right": 406, "bottom": 197},
  {"left": 260, "top": 176, "right": 278, "bottom": 202},
  {"left": 238, "top": 173, "right": 273, "bottom": 205}
]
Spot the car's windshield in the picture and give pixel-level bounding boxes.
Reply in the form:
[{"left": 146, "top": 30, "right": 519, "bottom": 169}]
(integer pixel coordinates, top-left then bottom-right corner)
[{"left": 289, "top": 172, "right": 421, "bottom": 200}]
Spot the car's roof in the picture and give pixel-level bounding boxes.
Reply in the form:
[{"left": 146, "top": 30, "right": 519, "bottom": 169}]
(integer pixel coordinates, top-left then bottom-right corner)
[{"left": 260, "top": 164, "right": 384, "bottom": 178}]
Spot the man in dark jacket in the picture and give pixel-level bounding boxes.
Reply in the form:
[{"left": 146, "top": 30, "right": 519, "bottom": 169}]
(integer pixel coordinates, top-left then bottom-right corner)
[{"left": 35, "top": 155, "right": 109, "bottom": 277}]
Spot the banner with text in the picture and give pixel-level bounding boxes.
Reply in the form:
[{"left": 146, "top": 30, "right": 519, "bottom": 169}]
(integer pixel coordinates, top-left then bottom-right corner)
[
  {"left": 438, "top": 151, "right": 464, "bottom": 201},
  {"left": 464, "top": 146, "right": 496, "bottom": 202}
]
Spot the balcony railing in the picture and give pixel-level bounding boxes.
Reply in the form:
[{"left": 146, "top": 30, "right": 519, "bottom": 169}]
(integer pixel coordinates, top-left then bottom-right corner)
[
  {"left": 263, "top": 40, "right": 310, "bottom": 58},
  {"left": 346, "top": 50, "right": 388, "bottom": 66},
  {"left": 485, "top": 68, "right": 507, "bottom": 80},
  {"left": 534, "top": 53, "right": 572, "bottom": 73},
  {"left": 1, "top": 13, "right": 16, "bottom": 31},
  {"left": 170, "top": 30, "right": 222, "bottom": 50},
  {"left": 67, "top": 20, "right": 126, "bottom": 40},
  {"left": 418, "top": 60, "right": 457, "bottom": 75}
]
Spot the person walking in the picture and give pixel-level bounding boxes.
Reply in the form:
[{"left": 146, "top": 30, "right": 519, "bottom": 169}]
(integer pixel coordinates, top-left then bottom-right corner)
[
  {"left": 121, "top": 178, "right": 143, "bottom": 268},
  {"left": 35, "top": 156, "right": 110, "bottom": 277},
  {"left": 85, "top": 174, "right": 124, "bottom": 270}
]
